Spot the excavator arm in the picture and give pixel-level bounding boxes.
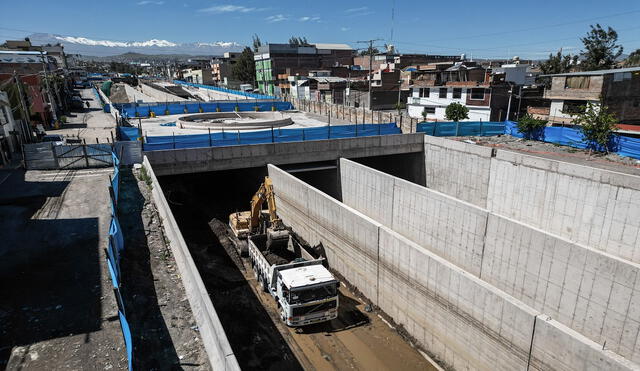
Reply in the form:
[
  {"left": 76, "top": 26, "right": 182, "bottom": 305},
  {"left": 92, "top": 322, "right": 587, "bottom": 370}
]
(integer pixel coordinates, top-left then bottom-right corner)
[{"left": 248, "top": 176, "right": 283, "bottom": 231}]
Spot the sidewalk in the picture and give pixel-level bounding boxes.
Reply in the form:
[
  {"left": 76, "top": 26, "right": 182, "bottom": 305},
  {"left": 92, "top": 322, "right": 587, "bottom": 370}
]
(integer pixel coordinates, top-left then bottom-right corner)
[
  {"left": 0, "top": 167, "right": 126, "bottom": 370},
  {"left": 50, "top": 88, "right": 117, "bottom": 143}
]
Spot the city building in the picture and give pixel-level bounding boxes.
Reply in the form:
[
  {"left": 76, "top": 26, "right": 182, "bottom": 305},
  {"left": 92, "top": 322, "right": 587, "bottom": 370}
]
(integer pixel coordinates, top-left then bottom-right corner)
[
  {"left": 0, "top": 90, "right": 20, "bottom": 163},
  {"left": 530, "top": 67, "right": 640, "bottom": 125},
  {"left": 254, "top": 43, "right": 354, "bottom": 95},
  {"left": 407, "top": 61, "right": 510, "bottom": 121},
  {"left": 180, "top": 68, "right": 214, "bottom": 85},
  {"left": 211, "top": 52, "right": 241, "bottom": 86},
  {"left": 492, "top": 63, "right": 537, "bottom": 85}
]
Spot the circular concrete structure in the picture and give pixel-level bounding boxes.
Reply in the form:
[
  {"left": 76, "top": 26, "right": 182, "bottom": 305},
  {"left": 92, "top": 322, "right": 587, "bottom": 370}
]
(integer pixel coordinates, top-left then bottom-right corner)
[{"left": 177, "top": 112, "right": 293, "bottom": 130}]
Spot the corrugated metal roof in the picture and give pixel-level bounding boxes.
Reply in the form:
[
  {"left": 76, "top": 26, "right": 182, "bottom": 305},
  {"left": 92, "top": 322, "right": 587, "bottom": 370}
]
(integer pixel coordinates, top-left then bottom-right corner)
[{"left": 540, "top": 66, "right": 640, "bottom": 77}]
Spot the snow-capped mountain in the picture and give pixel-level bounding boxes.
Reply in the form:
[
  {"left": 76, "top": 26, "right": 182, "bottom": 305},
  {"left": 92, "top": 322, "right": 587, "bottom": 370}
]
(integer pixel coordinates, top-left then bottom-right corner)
[{"left": 23, "top": 33, "right": 244, "bottom": 56}]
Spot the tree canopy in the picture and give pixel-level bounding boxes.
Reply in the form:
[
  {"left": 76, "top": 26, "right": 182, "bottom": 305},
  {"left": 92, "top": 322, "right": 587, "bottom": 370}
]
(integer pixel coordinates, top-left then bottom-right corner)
[
  {"left": 572, "top": 103, "right": 618, "bottom": 153},
  {"left": 580, "top": 24, "right": 623, "bottom": 71},
  {"left": 288, "top": 36, "right": 310, "bottom": 46},
  {"left": 359, "top": 46, "right": 380, "bottom": 56},
  {"left": 445, "top": 102, "right": 469, "bottom": 122},
  {"left": 232, "top": 47, "right": 256, "bottom": 84},
  {"left": 624, "top": 49, "right": 640, "bottom": 67},
  {"left": 539, "top": 50, "right": 577, "bottom": 75},
  {"left": 252, "top": 34, "right": 262, "bottom": 52}
]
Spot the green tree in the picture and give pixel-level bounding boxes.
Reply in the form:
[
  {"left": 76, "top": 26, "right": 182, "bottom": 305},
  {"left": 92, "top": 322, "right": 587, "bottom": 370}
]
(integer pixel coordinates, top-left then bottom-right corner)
[
  {"left": 624, "top": 49, "right": 640, "bottom": 67},
  {"left": 515, "top": 113, "right": 547, "bottom": 140},
  {"left": 539, "top": 50, "right": 577, "bottom": 75},
  {"left": 580, "top": 24, "right": 623, "bottom": 71},
  {"left": 572, "top": 102, "right": 618, "bottom": 153},
  {"left": 421, "top": 107, "right": 428, "bottom": 122},
  {"left": 445, "top": 102, "right": 469, "bottom": 122},
  {"left": 359, "top": 46, "right": 380, "bottom": 56},
  {"left": 252, "top": 34, "right": 262, "bottom": 52},
  {"left": 232, "top": 47, "right": 256, "bottom": 84},
  {"left": 288, "top": 36, "right": 309, "bottom": 46}
]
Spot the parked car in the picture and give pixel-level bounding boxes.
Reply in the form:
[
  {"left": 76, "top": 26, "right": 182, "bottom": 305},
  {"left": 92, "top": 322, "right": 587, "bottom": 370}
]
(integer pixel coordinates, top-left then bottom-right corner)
[
  {"left": 42, "top": 134, "right": 65, "bottom": 146},
  {"left": 71, "top": 95, "right": 84, "bottom": 109}
]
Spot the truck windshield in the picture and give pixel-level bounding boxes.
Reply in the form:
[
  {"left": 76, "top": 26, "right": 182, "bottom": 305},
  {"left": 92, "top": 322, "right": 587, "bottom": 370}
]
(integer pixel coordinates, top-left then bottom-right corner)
[{"left": 289, "top": 283, "right": 337, "bottom": 304}]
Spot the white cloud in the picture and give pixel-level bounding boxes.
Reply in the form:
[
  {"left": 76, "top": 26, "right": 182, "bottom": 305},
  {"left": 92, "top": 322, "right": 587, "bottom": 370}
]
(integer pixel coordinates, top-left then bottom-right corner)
[
  {"left": 345, "top": 6, "right": 367, "bottom": 13},
  {"left": 266, "top": 14, "right": 288, "bottom": 23},
  {"left": 299, "top": 16, "right": 320, "bottom": 22},
  {"left": 198, "top": 4, "right": 258, "bottom": 13},
  {"left": 137, "top": 0, "right": 164, "bottom": 5},
  {"left": 340, "top": 27, "right": 350, "bottom": 32}
]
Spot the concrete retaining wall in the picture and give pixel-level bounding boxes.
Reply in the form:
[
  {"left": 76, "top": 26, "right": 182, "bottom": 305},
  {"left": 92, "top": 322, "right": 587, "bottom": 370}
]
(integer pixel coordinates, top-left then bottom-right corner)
[
  {"left": 482, "top": 214, "right": 640, "bottom": 363},
  {"left": 488, "top": 150, "right": 640, "bottom": 265},
  {"left": 269, "top": 163, "right": 538, "bottom": 369},
  {"left": 340, "top": 157, "right": 640, "bottom": 368},
  {"left": 424, "top": 135, "right": 494, "bottom": 208},
  {"left": 146, "top": 133, "right": 425, "bottom": 176},
  {"left": 377, "top": 226, "right": 537, "bottom": 370},
  {"left": 143, "top": 156, "right": 240, "bottom": 370},
  {"left": 268, "top": 164, "right": 381, "bottom": 302},
  {"left": 341, "top": 158, "right": 487, "bottom": 276},
  {"left": 529, "top": 316, "right": 637, "bottom": 371}
]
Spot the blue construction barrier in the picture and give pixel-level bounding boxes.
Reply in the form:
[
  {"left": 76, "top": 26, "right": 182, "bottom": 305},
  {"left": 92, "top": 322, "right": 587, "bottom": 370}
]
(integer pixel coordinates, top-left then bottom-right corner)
[
  {"left": 173, "top": 80, "right": 276, "bottom": 100},
  {"left": 416, "top": 121, "right": 506, "bottom": 137},
  {"left": 113, "top": 101, "right": 294, "bottom": 118},
  {"left": 505, "top": 120, "right": 640, "bottom": 160},
  {"left": 128, "top": 123, "right": 400, "bottom": 151},
  {"left": 105, "top": 150, "right": 133, "bottom": 370}
]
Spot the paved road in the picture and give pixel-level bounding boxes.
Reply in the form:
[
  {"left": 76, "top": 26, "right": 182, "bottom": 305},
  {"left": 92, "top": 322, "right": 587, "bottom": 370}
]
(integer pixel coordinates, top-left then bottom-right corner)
[
  {"left": 50, "top": 88, "right": 117, "bottom": 144},
  {"left": 0, "top": 167, "right": 126, "bottom": 370}
]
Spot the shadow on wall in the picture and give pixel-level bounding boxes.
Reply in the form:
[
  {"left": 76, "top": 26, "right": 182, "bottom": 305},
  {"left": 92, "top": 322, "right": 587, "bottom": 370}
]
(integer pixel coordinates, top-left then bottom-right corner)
[
  {"left": 116, "top": 168, "right": 181, "bottom": 369},
  {"left": 159, "top": 167, "right": 304, "bottom": 370},
  {"left": 0, "top": 170, "right": 101, "bottom": 368}
]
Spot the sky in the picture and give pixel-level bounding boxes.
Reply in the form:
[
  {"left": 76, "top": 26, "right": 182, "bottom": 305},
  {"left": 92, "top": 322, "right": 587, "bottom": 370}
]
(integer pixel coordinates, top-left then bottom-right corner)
[{"left": 1, "top": 0, "right": 639, "bottom": 59}]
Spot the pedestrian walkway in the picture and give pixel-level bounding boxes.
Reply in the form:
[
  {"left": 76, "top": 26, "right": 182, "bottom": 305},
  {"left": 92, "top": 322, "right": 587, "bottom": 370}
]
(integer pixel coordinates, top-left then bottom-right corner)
[{"left": 50, "top": 88, "right": 117, "bottom": 143}]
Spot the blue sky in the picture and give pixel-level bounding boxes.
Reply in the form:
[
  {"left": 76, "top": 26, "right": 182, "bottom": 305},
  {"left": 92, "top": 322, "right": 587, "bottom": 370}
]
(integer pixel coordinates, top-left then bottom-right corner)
[{"left": 1, "top": 0, "right": 639, "bottom": 58}]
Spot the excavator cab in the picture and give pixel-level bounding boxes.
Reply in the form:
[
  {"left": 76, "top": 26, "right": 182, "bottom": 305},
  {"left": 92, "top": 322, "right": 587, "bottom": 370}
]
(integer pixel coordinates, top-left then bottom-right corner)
[{"left": 229, "top": 176, "right": 290, "bottom": 251}]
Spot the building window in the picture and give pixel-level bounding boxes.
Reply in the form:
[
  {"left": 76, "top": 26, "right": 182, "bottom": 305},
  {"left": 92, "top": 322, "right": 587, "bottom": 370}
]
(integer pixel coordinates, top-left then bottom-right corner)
[
  {"left": 422, "top": 107, "right": 436, "bottom": 114},
  {"left": 452, "top": 88, "right": 462, "bottom": 99},
  {"left": 565, "top": 76, "right": 590, "bottom": 89},
  {"left": 470, "top": 88, "right": 485, "bottom": 100},
  {"left": 439, "top": 88, "right": 447, "bottom": 98},
  {"left": 562, "top": 100, "right": 587, "bottom": 114},
  {"left": 419, "top": 88, "right": 429, "bottom": 98}
]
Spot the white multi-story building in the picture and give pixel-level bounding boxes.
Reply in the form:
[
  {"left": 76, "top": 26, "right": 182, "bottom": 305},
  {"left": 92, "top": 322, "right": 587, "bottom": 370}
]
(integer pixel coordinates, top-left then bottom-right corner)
[{"left": 407, "top": 85, "right": 495, "bottom": 121}]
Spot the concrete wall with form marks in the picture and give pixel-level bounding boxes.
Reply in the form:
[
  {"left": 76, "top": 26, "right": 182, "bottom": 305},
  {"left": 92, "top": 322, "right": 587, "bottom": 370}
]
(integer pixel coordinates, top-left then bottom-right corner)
[
  {"left": 487, "top": 150, "right": 640, "bottom": 265},
  {"left": 423, "top": 135, "right": 640, "bottom": 266},
  {"left": 145, "top": 133, "right": 425, "bottom": 176},
  {"left": 424, "top": 135, "right": 494, "bottom": 208},
  {"left": 338, "top": 157, "right": 640, "bottom": 369},
  {"left": 268, "top": 163, "right": 536, "bottom": 370},
  {"left": 143, "top": 156, "right": 240, "bottom": 370}
]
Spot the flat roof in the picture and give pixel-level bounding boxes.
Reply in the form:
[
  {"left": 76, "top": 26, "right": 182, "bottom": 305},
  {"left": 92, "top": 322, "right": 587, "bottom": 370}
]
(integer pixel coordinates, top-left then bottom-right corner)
[
  {"left": 280, "top": 264, "right": 335, "bottom": 288},
  {"left": 312, "top": 43, "right": 352, "bottom": 50},
  {"left": 540, "top": 66, "right": 640, "bottom": 77}
]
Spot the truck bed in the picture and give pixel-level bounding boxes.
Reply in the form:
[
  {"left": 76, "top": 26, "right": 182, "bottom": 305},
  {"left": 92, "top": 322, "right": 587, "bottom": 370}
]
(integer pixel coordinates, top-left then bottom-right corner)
[{"left": 251, "top": 234, "right": 297, "bottom": 265}]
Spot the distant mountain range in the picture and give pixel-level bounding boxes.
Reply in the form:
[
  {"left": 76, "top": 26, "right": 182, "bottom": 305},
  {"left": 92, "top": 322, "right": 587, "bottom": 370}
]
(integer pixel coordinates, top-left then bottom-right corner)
[
  {"left": 23, "top": 33, "right": 244, "bottom": 57},
  {"left": 79, "top": 52, "right": 217, "bottom": 63}
]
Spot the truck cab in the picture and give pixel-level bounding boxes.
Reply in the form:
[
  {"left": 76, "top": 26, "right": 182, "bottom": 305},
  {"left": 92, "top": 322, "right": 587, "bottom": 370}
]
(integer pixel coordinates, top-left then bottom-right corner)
[{"left": 276, "top": 265, "right": 339, "bottom": 326}]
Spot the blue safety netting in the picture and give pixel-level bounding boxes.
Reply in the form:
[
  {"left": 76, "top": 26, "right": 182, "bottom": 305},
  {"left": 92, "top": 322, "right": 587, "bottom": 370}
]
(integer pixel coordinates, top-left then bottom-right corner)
[
  {"left": 135, "top": 123, "right": 400, "bottom": 151},
  {"left": 113, "top": 101, "right": 294, "bottom": 118},
  {"left": 416, "top": 121, "right": 506, "bottom": 137},
  {"left": 105, "top": 150, "right": 133, "bottom": 370},
  {"left": 173, "top": 80, "right": 276, "bottom": 100},
  {"left": 505, "top": 120, "right": 640, "bottom": 160}
]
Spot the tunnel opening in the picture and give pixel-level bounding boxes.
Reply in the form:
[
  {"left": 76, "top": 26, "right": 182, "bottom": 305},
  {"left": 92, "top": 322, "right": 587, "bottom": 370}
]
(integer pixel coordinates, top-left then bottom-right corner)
[
  {"left": 158, "top": 166, "right": 303, "bottom": 370},
  {"left": 278, "top": 160, "right": 341, "bottom": 201},
  {"left": 349, "top": 152, "right": 426, "bottom": 186}
]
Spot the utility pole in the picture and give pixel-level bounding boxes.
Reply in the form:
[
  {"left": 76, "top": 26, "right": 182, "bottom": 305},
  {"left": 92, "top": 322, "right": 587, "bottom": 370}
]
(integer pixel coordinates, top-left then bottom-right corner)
[
  {"left": 357, "top": 39, "right": 382, "bottom": 110},
  {"left": 39, "top": 51, "right": 58, "bottom": 123}
]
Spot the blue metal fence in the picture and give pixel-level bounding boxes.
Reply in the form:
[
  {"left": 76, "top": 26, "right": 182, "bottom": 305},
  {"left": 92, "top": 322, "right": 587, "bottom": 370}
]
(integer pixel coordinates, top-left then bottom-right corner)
[
  {"left": 113, "top": 101, "right": 293, "bottom": 118},
  {"left": 416, "top": 121, "right": 506, "bottom": 137},
  {"left": 106, "top": 151, "right": 133, "bottom": 370},
  {"left": 119, "top": 123, "right": 401, "bottom": 151},
  {"left": 173, "top": 80, "right": 276, "bottom": 100}
]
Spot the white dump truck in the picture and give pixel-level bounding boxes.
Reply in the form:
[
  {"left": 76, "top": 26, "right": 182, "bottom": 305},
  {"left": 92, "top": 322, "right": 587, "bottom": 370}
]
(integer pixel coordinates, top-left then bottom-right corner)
[{"left": 248, "top": 233, "right": 340, "bottom": 327}]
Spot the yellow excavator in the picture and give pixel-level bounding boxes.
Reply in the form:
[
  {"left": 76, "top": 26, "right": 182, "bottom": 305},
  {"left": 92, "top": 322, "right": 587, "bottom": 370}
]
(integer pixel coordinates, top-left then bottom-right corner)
[{"left": 229, "top": 176, "right": 290, "bottom": 255}]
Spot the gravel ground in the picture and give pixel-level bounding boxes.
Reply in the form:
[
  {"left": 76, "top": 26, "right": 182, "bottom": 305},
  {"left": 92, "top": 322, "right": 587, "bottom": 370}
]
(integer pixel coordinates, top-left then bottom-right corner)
[
  {"left": 118, "top": 168, "right": 211, "bottom": 370},
  {"left": 457, "top": 134, "right": 640, "bottom": 176}
]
